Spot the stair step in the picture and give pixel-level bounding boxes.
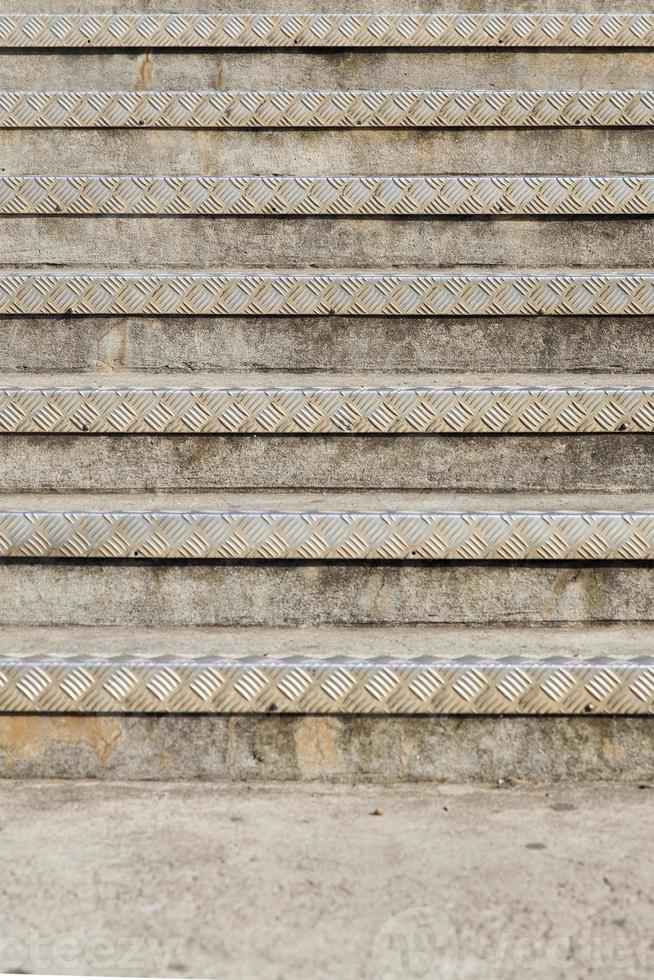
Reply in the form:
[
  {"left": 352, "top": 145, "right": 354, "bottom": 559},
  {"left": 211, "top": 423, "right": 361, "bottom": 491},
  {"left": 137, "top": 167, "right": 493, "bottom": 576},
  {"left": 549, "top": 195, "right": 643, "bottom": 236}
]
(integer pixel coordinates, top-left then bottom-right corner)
[
  {"left": 2, "top": 272, "right": 654, "bottom": 316},
  {"left": 5, "top": 173, "right": 654, "bottom": 217},
  {"left": 2, "top": 89, "right": 653, "bottom": 130},
  {"left": 2, "top": 315, "right": 653, "bottom": 376},
  {"left": 11, "top": 217, "right": 654, "bottom": 271},
  {"left": 5, "top": 53, "right": 652, "bottom": 96},
  {"left": 8, "top": 130, "right": 652, "bottom": 179},
  {"left": 0, "top": 624, "right": 652, "bottom": 714},
  {"left": 0, "top": 492, "right": 652, "bottom": 560},
  {"left": 3, "top": 13, "right": 653, "bottom": 50},
  {"left": 0, "top": 561, "right": 648, "bottom": 629},
  {"left": 1, "top": 374, "right": 653, "bottom": 434}
]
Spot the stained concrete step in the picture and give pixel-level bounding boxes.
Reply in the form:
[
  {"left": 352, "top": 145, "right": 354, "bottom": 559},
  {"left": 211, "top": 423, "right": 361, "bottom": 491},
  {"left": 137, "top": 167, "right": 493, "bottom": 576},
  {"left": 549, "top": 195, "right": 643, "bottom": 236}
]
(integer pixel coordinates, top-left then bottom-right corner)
[
  {"left": 1, "top": 374, "right": 654, "bottom": 493},
  {"left": 5, "top": 432, "right": 654, "bottom": 492},
  {"left": 8, "top": 126, "right": 654, "bottom": 179},
  {"left": 4, "top": 51, "right": 653, "bottom": 93},
  {"left": 0, "top": 623, "right": 652, "bottom": 715},
  {"left": 0, "top": 560, "right": 650, "bottom": 629},
  {"left": 4, "top": 12, "right": 653, "bottom": 49},
  {"left": 3, "top": 314, "right": 654, "bottom": 376},
  {"left": 0, "top": 491, "right": 652, "bottom": 560},
  {"left": 11, "top": 217, "right": 654, "bottom": 271},
  {"left": 9, "top": 217, "right": 654, "bottom": 271},
  {"left": 8, "top": 130, "right": 654, "bottom": 179},
  {"left": 6, "top": 173, "right": 654, "bottom": 217},
  {"left": 2, "top": 89, "right": 653, "bottom": 130}
]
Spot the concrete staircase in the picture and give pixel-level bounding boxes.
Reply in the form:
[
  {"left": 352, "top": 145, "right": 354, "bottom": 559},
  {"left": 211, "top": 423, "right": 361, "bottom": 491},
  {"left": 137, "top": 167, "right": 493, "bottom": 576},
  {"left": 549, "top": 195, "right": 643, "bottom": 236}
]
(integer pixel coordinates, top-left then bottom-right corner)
[{"left": 2, "top": 4, "right": 654, "bottom": 777}]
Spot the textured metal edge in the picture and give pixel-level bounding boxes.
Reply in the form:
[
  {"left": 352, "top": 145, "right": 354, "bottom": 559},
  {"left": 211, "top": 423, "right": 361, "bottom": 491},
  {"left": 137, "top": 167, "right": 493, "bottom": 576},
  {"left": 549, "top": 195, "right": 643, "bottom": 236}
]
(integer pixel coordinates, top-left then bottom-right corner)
[
  {"left": 3, "top": 273, "right": 654, "bottom": 316},
  {"left": 0, "top": 508, "right": 653, "bottom": 559},
  {"left": 2, "top": 384, "right": 654, "bottom": 434},
  {"left": 2, "top": 90, "right": 654, "bottom": 129},
  {"left": 6, "top": 173, "right": 654, "bottom": 216},
  {"left": 1, "top": 655, "right": 653, "bottom": 714},
  {"left": 2, "top": 13, "right": 654, "bottom": 50}
]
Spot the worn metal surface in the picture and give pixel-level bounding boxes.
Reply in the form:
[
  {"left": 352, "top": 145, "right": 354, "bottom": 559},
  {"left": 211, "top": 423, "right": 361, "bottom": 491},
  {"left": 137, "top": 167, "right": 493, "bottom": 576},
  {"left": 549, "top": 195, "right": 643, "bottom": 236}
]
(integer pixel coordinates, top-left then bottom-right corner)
[
  {"left": 2, "top": 381, "right": 654, "bottom": 434},
  {"left": 1, "top": 625, "right": 653, "bottom": 715},
  {"left": 3, "top": 13, "right": 654, "bottom": 49},
  {"left": 2, "top": 650, "right": 654, "bottom": 714},
  {"left": 6, "top": 173, "right": 654, "bottom": 216},
  {"left": 0, "top": 503, "right": 652, "bottom": 559},
  {"left": 2, "top": 89, "right": 654, "bottom": 129},
  {"left": 3, "top": 272, "right": 654, "bottom": 316}
]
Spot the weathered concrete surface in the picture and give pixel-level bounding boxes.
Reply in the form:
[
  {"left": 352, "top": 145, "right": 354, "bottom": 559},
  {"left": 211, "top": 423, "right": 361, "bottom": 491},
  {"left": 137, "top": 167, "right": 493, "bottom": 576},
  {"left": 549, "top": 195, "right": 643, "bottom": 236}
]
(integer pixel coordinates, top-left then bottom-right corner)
[
  {"left": 4, "top": 49, "right": 654, "bottom": 91},
  {"left": 2, "top": 0, "right": 652, "bottom": 16},
  {"left": 1, "top": 780, "right": 654, "bottom": 977},
  {"left": 2, "top": 315, "right": 654, "bottom": 376},
  {"left": 2, "top": 433, "right": 654, "bottom": 492},
  {"left": 1, "top": 621, "right": 648, "bottom": 663},
  {"left": 6, "top": 218, "right": 654, "bottom": 271},
  {"left": 5, "top": 129, "right": 654, "bottom": 178},
  {"left": 1, "top": 716, "right": 654, "bottom": 783},
  {"left": 0, "top": 561, "right": 649, "bottom": 627}
]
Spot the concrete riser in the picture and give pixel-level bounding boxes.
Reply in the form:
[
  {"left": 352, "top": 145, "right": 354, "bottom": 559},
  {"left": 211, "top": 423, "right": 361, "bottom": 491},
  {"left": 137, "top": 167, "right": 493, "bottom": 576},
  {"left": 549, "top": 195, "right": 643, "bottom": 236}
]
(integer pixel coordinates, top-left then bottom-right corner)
[
  {"left": 5, "top": 217, "right": 653, "bottom": 270},
  {"left": 0, "top": 561, "right": 648, "bottom": 627},
  {"left": 0, "top": 433, "right": 652, "bottom": 491},
  {"left": 6, "top": 129, "right": 654, "bottom": 176},
  {"left": 2, "top": 316, "right": 653, "bottom": 374},
  {"left": 1, "top": 714, "right": 654, "bottom": 782},
  {"left": 5, "top": 50, "right": 654, "bottom": 91}
]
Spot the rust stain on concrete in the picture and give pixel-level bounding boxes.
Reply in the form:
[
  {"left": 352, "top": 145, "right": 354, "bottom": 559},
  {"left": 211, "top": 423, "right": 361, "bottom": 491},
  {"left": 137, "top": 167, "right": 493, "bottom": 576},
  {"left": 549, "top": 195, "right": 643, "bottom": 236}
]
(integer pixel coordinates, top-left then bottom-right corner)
[
  {"left": 294, "top": 717, "right": 344, "bottom": 776},
  {"left": 98, "top": 319, "right": 128, "bottom": 374},
  {"left": 136, "top": 52, "right": 154, "bottom": 90},
  {"left": 602, "top": 736, "right": 624, "bottom": 761},
  {"left": 0, "top": 716, "right": 123, "bottom": 768}
]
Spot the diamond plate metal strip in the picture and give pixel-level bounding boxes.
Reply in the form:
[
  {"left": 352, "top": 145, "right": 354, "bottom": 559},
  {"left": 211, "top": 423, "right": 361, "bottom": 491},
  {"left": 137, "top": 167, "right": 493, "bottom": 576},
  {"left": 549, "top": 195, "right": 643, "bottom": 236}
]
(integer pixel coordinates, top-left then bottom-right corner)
[
  {"left": 3, "top": 13, "right": 654, "bottom": 49},
  {"left": 0, "top": 508, "right": 653, "bottom": 560},
  {"left": 6, "top": 173, "right": 654, "bottom": 216},
  {"left": 2, "top": 273, "right": 654, "bottom": 316},
  {"left": 0, "top": 655, "right": 652, "bottom": 714},
  {"left": 0, "top": 12, "right": 654, "bottom": 48},
  {"left": 2, "top": 90, "right": 654, "bottom": 129},
  {"left": 2, "top": 383, "right": 654, "bottom": 434}
]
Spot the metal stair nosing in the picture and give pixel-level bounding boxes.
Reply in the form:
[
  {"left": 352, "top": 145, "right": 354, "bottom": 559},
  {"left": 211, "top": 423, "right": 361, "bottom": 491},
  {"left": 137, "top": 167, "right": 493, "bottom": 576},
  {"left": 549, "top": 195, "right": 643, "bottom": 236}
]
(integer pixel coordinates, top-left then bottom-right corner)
[
  {"left": 0, "top": 495, "right": 652, "bottom": 561},
  {"left": 3, "top": 89, "right": 654, "bottom": 130},
  {"left": 1, "top": 378, "right": 654, "bottom": 434},
  {"left": 1, "top": 625, "right": 653, "bottom": 716},
  {"left": 3, "top": 271, "right": 654, "bottom": 316},
  {"left": 4, "top": 13, "right": 654, "bottom": 50},
  {"left": 5, "top": 173, "right": 654, "bottom": 217}
]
